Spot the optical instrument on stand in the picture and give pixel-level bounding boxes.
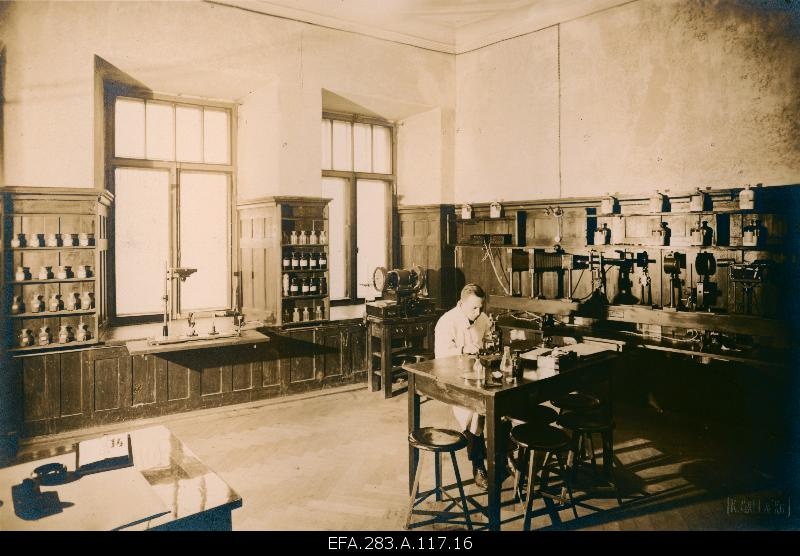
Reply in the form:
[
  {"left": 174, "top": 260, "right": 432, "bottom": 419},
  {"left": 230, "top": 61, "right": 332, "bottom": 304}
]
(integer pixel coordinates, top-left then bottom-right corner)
[
  {"left": 730, "top": 261, "right": 769, "bottom": 315},
  {"left": 366, "top": 265, "right": 435, "bottom": 318},
  {"left": 663, "top": 252, "right": 686, "bottom": 311},
  {"left": 161, "top": 264, "right": 197, "bottom": 337},
  {"left": 692, "top": 252, "right": 719, "bottom": 311}
]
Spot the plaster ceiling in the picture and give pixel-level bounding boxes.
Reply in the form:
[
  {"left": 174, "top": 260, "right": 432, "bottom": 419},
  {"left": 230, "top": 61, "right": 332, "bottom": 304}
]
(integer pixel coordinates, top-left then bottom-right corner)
[{"left": 212, "top": 0, "right": 632, "bottom": 54}]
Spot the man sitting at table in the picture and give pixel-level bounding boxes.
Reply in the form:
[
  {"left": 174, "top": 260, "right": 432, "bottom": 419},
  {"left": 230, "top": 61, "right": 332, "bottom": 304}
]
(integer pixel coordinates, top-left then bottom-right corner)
[{"left": 434, "top": 283, "right": 494, "bottom": 490}]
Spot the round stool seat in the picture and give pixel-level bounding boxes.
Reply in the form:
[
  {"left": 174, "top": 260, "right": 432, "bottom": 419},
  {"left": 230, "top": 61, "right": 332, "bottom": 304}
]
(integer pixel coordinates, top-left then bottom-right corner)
[
  {"left": 557, "top": 412, "right": 615, "bottom": 433},
  {"left": 511, "top": 424, "right": 571, "bottom": 452},
  {"left": 409, "top": 427, "right": 468, "bottom": 452},
  {"left": 507, "top": 404, "right": 559, "bottom": 425},
  {"left": 550, "top": 392, "right": 601, "bottom": 412}
]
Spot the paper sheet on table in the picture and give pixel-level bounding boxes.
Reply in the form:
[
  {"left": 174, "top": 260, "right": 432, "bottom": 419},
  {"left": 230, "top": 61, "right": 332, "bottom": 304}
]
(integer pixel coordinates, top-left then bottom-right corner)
[{"left": 1, "top": 463, "right": 169, "bottom": 531}]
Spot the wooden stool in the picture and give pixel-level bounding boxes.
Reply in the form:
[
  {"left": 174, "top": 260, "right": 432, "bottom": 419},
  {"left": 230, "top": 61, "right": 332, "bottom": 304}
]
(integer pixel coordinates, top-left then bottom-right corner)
[
  {"left": 510, "top": 423, "right": 578, "bottom": 530},
  {"left": 406, "top": 427, "right": 473, "bottom": 530},
  {"left": 556, "top": 412, "right": 622, "bottom": 505},
  {"left": 507, "top": 403, "right": 559, "bottom": 426},
  {"left": 549, "top": 392, "right": 601, "bottom": 414}
]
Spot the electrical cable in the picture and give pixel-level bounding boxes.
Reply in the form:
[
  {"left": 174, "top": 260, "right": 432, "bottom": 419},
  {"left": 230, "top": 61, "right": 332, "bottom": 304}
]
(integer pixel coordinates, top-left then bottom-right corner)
[{"left": 481, "top": 238, "right": 511, "bottom": 296}]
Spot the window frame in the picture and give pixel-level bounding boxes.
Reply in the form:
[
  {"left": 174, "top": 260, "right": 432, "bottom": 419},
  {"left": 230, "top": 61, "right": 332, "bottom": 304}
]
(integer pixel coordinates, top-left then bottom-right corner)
[
  {"left": 322, "top": 111, "right": 396, "bottom": 304},
  {"left": 104, "top": 84, "right": 238, "bottom": 323}
]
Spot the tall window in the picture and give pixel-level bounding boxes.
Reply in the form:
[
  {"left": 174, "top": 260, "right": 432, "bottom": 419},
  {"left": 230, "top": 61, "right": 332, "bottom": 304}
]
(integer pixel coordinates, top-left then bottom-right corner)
[
  {"left": 321, "top": 114, "right": 394, "bottom": 302},
  {"left": 109, "top": 92, "right": 235, "bottom": 318}
]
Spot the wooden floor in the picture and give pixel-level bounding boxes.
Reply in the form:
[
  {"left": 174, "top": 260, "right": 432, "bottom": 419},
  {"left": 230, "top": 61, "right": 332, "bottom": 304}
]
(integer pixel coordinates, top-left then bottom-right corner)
[{"left": 15, "top": 383, "right": 798, "bottom": 531}]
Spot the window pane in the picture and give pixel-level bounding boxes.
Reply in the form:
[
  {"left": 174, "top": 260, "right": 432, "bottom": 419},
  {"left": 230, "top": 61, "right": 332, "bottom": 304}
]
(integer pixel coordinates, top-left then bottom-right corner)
[
  {"left": 114, "top": 167, "right": 169, "bottom": 315},
  {"left": 114, "top": 97, "right": 145, "bottom": 159},
  {"left": 145, "top": 101, "right": 175, "bottom": 161},
  {"left": 203, "top": 108, "right": 230, "bottom": 164},
  {"left": 331, "top": 120, "right": 353, "bottom": 171},
  {"left": 356, "top": 179, "right": 387, "bottom": 299},
  {"left": 176, "top": 105, "right": 203, "bottom": 162},
  {"left": 321, "top": 119, "right": 332, "bottom": 170},
  {"left": 353, "top": 122, "right": 372, "bottom": 172},
  {"left": 372, "top": 125, "right": 392, "bottom": 174},
  {"left": 179, "top": 172, "right": 229, "bottom": 312},
  {"left": 321, "top": 177, "right": 348, "bottom": 301}
]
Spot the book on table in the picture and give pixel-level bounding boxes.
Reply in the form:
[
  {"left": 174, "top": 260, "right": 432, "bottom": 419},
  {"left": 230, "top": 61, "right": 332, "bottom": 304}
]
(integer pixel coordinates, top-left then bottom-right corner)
[{"left": 76, "top": 433, "right": 133, "bottom": 475}]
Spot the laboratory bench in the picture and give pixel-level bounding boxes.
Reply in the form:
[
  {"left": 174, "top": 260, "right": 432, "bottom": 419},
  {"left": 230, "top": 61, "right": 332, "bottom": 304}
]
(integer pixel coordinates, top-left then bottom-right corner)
[{"left": 2, "top": 305, "right": 370, "bottom": 440}]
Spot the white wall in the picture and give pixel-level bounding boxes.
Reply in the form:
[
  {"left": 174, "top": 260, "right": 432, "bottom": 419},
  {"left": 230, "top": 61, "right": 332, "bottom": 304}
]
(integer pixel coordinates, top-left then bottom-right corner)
[
  {"left": 0, "top": 1, "right": 455, "bottom": 199},
  {"left": 453, "top": 0, "right": 800, "bottom": 203}
]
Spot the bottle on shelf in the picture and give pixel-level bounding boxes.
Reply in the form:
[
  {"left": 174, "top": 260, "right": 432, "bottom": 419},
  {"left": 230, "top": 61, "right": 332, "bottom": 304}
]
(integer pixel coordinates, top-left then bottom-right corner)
[
  {"left": 292, "top": 307, "right": 301, "bottom": 323},
  {"left": 739, "top": 184, "right": 757, "bottom": 210},
  {"left": 300, "top": 252, "right": 309, "bottom": 269},
  {"left": 48, "top": 294, "right": 61, "bottom": 312},
  {"left": 742, "top": 218, "right": 761, "bottom": 247},
  {"left": 282, "top": 273, "right": 290, "bottom": 297},
  {"left": 301, "top": 278, "right": 310, "bottom": 295},
  {"left": 11, "top": 296, "right": 24, "bottom": 314},
  {"left": 10, "top": 233, "right": 24, "bottom": 248},
  {"left": 80, "top": 291, "right": 93, "bottom": 310},
  {"left": 318, "top": 251, "right": 327, "bottom": 270},
  {"left": 594, "top": 222, "right": 611, "bottom": 245},
  {"left": 78, "top": 233, "right": 92, "bottom": 247},
  {"left": 309, "top": 252, "right": 318, "bottom": 269},
  {"left": 302, "top": 306, "right": 310, "bottom": 321},
  {"left": 319, "top": 230, "right": 327, "bottom": 245},
  {"left": 282, "top": 252, "right": 291, "bottom": 269},
  {"left": 290, "top": 230, "right": 298, "bottom": 245},
  {"left": 30, "top": 294, "right": 43, "bottom": 313},
  {"left": 19, "top": 328, "right": 34, "bottom": 347},
  {"left": 291, "top": 251, "right": 301, "bottom": 269},
  {"left": 76, "top": 265, "right": 90, "bottom": 279},
  {"left": 38, "top": 266, "right": 50, "bottom": 280},
  {"left": 29, "top": 234, "right": 43, "bottom": 248},
  {"left": 63, "top": 233, "right": 77, "bottom": 247},
  {"left": 319, "top": 277, "right": 328, "bottom": 295},
  {"left": 56, "top": 265, "right": 68, "bottom": 280},
  {"left": 75, "top": 322, "right": 89, "bottom": 342},
  {"left": 58, "top": 325, "right": 71, "bottom": 344},
  {"left": 15, "top": 266, "right": 27, "bottom": 281},
  {"left": 309, "top": 230, "right": 319, "bottom": 245},
  {"left": 38, "top": 326, "right": 51, "bottom": 346},
  {"left": 315, "top": 304, "right": 323, "bottom": 321},
  {"left": 46, "top": 233, "right": 59, "bottom": 247},
  {"left": 299, "top": 230, "right": 308, "bottom": 245},
  {"left": 66, "top": 291, "right": 79, "bottom": 310},
  {"left": 309, "top": 277, "right": 319, "bottom": 294},
  {"left": 290, "top": 276, "right": 299, "bottom": 296}
]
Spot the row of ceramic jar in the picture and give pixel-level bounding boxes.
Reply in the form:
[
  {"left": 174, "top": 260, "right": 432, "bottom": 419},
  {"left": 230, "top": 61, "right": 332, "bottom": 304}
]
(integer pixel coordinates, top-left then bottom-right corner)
[
  {"left": 9, "top": 233, "right": 95, "bottom": 248},
  {"left": 593, "top": 219, "right": 762, "bottom": 247},
  {"left": 282, "top": 252, "right": 327, "bottom": 270},
  {"left": 287, "top": 230, "right": 327, "bottom": 245},
  {"left": 598, "top": 186, "right": 759, "bottom": 215},
  {"left": 15, "top": 265, "right": 92, "bottom": 281},
  {"left": 11, "top": 292, "right": 94, "bottom": 314},
  {"left": 18, "top": 324, "right": 91, "bottom": 347}
]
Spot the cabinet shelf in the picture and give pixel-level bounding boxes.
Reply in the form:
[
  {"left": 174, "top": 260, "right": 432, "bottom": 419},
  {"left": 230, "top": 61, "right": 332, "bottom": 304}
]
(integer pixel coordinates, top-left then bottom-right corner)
[
  {"left": 281, "top": 268, "right": 329, "bottom": 273},
  {"left": 7, "top": 245, "right": 94, "bottom": 251},
  {"left": 282, "top": 294, "right": 327, "bottom": 300},
  {"left": 282, "top": 318, "right": 329, "bottom": 327},
  {"left": 10, "top": 339, "right": 99, "bottom": 353},
  {"left": 282, "top": 244, "right": 329, "bottom": 248},
  {"left": 11, "top": 278, "right": 94, "bottom": 285},
  {"left": 281, "top": 217, "right": 328, "bottom": 221},
  {"left": 9, "top": 309, "right": 96, "bottom": 319}
]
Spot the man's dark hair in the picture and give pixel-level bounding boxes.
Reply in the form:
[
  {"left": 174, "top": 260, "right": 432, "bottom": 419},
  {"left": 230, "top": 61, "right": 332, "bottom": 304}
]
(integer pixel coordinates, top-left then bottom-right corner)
[{"left": 460, "top": 283, "right": 485, "bottom": 300}]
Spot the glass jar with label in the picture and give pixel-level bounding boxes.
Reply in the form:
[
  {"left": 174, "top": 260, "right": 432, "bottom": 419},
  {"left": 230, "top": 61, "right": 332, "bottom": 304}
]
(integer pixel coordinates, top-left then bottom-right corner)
[
  {"left": 739, "top": 184, "right": 756, "bottom": 210},
  {"left": 76, "top": 265, "right": 90, "bottom": 279},
  {"left": 38, "top": 266, "right": 50, "bottom": 280},
  {"left": 19, "top": 329, "right": 34, "bottom": 347},
  {"left": 10, "top": 233, "right": 24, "bottom": 248},
  {"left": 11, "top": 296, "right": 24, "bottom": 314},
  {"left": 301, "top": 278, "right": 310, "bottom": 295},
  {"left": 318, "top": 252, "right": 327, "bottom": 270},
  {"left": 15, "top": 266, "right": 27, "bottom": 281},
  {"left": 48, "top": 294, "right": 61, "bottom": 312},
  {"left": 309, "top": 252, "right": 318, "bottom": 269},
  {"left": 282, "top": 252, "right": 291, "bottom": 269},
  {"left": 30, "top": 294, "right": 43, "bottom": 313},
  {"left": 309, "top": 277, "right": 319, "bottom": 294},
  {"left": 38, "top": 327, "right": 51, "bottom": 346},
  {"left": 56, "top": 265, "right": 68, "bottom": 280},
  {"left": 300, "top": 253, "right": 309, "bottom": 269},
  {"left": 75, "top": 322, "right": 89, "bottom": 342},
  {"left": 46, "top": 233, "right": 59, "bottom": 247},
  {"left": 290, "top": 277, "right": 299, "bottom": 296},
  {"left": 58, "top": 325, "right": 71, "bottom": 344},
  {"left": 81, "top": 291, "right": 93, "bottom": 310},
  {"left": 29, "top": 234, "right": 43, "bottom": 248},
  {"left": 66, "top": 292, "right": 80, "bottom": 310},
  {"left": 291, "top": 252, "right": 301, "bottom": 269},
  {"left": 742, "top": 219, "right": 761, "bottom": 247}
]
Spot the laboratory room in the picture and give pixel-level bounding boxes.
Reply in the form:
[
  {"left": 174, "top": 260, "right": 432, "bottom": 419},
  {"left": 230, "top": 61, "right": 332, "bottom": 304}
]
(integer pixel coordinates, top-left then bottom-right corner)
[{"left": 0, "top": 0, "right": 798, "bottom": 534}]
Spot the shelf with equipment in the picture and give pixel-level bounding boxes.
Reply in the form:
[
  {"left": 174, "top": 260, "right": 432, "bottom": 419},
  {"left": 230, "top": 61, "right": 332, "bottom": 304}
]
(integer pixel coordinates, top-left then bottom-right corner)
[
  {"left": 2, "top": 187, "right": 113, "bottom": 354},
  {"left": 237, "top": 196, "right": 331, "bottom": 326}
]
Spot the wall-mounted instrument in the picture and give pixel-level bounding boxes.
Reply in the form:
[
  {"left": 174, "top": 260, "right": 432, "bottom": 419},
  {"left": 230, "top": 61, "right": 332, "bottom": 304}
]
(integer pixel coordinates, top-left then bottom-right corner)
[
  {"left": 730, "top": 261, "right": 769, "bottom": 315},
  {"left": 693, "top": 252, "right": 718, "bottom": 311},
  {"left": 663, "top": 252, "right": 686, "bottom": 311}
]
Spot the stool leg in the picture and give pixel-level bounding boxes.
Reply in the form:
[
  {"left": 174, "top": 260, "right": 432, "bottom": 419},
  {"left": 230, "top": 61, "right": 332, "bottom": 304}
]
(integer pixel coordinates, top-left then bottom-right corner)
[
  {"left": 435, "top": 452, "right": 442, "bottom": 502},
  {"left": 523, "top": 449, "right": 537, "bottom": 531},
  {"left": 405, "top": 451, "right": 425, "bottom": 529},
  {"left": 449, "top": 451, "right": 473, "bottom": 531},
  {"left": 514, "top": 446, "right": 528, "bottom": 504},
  {"left": 602, "top": 430, "right": 623, "bottom": 506},
  {"left": 587, "top": 433, "right": 599, "bottom": 478},
  {"left": 539, "top": 452, "right": 561, "bottom": 525},
  {"left": 555, "top": 452, "right": 579, "bottom": 519}
]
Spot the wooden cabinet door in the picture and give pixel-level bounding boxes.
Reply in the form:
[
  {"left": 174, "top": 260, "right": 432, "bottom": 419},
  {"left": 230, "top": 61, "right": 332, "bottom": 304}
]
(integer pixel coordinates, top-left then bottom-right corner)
[
  {"left": 285, "top": 329, "right": 315, "bottom": 386},
  {"left": 347, "top": 323, "right": 367, "bottom": 374},
  {"left": 314, "top": 326, "right": 343, "bottom": 381}
]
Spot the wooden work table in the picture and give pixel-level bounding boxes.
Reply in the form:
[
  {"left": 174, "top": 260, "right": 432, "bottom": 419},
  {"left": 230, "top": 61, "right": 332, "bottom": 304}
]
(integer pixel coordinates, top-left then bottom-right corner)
[{"left": 402, "top": 350, "right": 619, "bottom": 531}]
